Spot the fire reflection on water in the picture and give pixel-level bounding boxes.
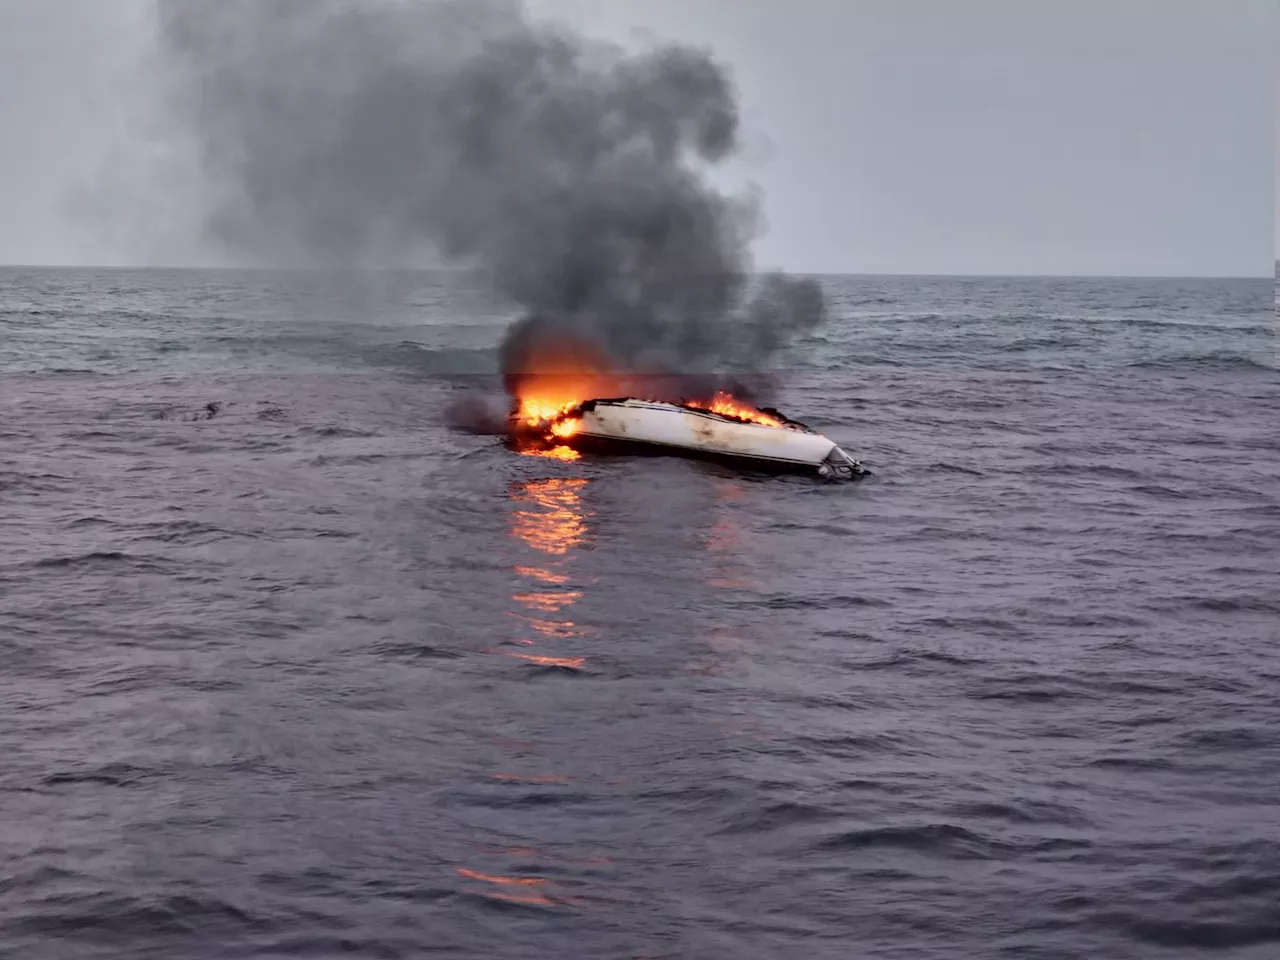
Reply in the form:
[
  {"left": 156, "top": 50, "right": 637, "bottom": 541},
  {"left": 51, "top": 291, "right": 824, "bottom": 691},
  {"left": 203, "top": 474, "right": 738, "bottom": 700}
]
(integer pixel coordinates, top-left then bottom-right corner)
[
  {"left": 702, "top": 478, "right": 759, "bottom": 593},
  {"left": 503, "top": 476, "right": 591, "bottom": 670},
  {"left": 456, "top": 475, "right": 595, "bottom": 907},
  {"left": 507, "top": 652, "right": 587, "bottom": 669},
  {"left": 455, "top": 866, "right": 559, "bottom": 907},
  {"left": 510, "top": 477, "right": 589, "bottom": 557},
  {"left": 515, "top": 565, "right": 570, "bottom": 585},
  {"left": 455, "top": 859, "right": 594, "bottom": 908},
  {"left": 689, "top": 477, "right": 762, "bottom": 680},
  {"left": 513, "top": 439, "right": 581, "bottom": 461},
  {"left": 511, "top": 590, "right": 583, "bottom": 613},
  {"left": 507, "top": 475, "right": 591, "bottom": 669}
]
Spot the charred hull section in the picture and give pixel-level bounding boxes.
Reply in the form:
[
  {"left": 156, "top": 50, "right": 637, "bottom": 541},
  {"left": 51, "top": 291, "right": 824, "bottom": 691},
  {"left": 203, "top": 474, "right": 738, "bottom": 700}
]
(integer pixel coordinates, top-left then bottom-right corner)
[{"left": 514, "top": 398, "right": 868, "bottom": 480}]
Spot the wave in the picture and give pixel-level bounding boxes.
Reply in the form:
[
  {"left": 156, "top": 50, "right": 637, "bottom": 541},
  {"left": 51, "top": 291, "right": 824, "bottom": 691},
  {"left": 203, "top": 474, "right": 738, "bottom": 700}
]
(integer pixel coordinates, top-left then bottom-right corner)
[
  {"left": 715, "top": 800, "right": 836, "bottom": 835},
  {"left": 815, "top": 822, "right": 1008, "bottom": 859},
  {"left": 7, "top": 892, "right": 263, "bottom": 941},
  {"left": 947, "top": 799, "right": 1091, "bottom": 827},
  {"left": 42, "top": 763, "right": 155, "bottom": 789},
  {"left": 1100, "top": 911, "right": 1280, "bottom": 950},
  {"left": 28, "top": 551, "right": 181, "bottom": 575},
  {"left": 1125, "top": 352, "right": 1276, "bottom": 372},
  {"left": 32, "top": 550, "right": 129, "bottom": 569},
  {"left": 0, "top": 472, "right": 75, "bottom": 495}
]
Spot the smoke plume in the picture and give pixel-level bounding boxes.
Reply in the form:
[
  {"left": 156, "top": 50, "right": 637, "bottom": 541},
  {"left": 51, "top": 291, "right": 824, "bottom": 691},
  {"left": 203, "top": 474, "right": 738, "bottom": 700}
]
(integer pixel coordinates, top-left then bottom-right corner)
[{"left": 155, "top": 0, "right": 826, "bottom": 383}]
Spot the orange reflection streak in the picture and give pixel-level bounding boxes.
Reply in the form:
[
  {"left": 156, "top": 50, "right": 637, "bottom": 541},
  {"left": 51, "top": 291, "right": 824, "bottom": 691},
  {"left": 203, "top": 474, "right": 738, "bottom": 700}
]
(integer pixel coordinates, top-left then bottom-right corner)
[
  {"left": 511, "top": 512, "right": 582, "bottom": 557},
  {"left": 507, "top": 610, "right": 583, "bottom": 638},
  {"left": 512, "top": 437, "right": 581, "bottom": 461},
  {"left": 512, "top": 591, "right": 583, "bottom": 613},
  {"left": 688, "top": 479, "right": 764, "bottom": 681},
  {"left": 507, "top": 477, "right": 591, "bottom": 668},
  {"left": 701, "top": 478, "right": 759, "bottom": 591},
  {"left": 507, "top": 653, "right": 586, "bottom": 670},
  {"left": 516, "top": 566, "right": 570, "bottom": 585},
  {"left": 457, "top": 867, "right": 547, "bottom": 888},
  {"left": 703, "top": 514, "right": 756, "bottom": 590},
  {"left": 511, "top": 478, "right": 588, "bottom": 557},
  {"left": 705, "top": 523, "right": 739, "bottom": 554},
  {"left": 717, "top": 479, "right": 746, "bottom": 502},
  {"left": 527, "top": 618, "right": 583, "bottom": 639},
  {"left": 455, "top": 866, "right": 564, "bottom": 907},
  {"left": 460, "top": 844, "right": 611, "bottom": 910},
  {"left": 541, "top": 444, "right": 581, "bottom": 461}
]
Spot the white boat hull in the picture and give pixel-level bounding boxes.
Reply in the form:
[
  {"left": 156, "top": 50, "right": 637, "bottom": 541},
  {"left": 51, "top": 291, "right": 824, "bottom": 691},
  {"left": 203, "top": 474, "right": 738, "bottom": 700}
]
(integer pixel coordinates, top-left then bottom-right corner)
[{"left": 557, "top": 399, "right": 866, "bottom": 478}]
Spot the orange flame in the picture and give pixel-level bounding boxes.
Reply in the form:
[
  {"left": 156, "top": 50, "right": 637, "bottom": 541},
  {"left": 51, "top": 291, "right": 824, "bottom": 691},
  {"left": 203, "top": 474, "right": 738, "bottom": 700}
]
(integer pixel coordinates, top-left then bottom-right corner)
[
  {"left": 509, "top": 337, "right": 785, "bottom": 445},
  {"left": 518, "top": 396, "right": 581, "bottom": 429},
  {"left": 512, "top": 394, "right": 585, "bottom": 451},
  {"left": 516, "top": 386, "right": 786, "bottom": 448},
  {"left": 687, "top": 391, "right": 784, "bottom": 428},
  {"left": 507, "top": 333, "right": 609, "bottom": 443},
  {"left": 550, "top": 417, "right": 580, "bottom": 439}
]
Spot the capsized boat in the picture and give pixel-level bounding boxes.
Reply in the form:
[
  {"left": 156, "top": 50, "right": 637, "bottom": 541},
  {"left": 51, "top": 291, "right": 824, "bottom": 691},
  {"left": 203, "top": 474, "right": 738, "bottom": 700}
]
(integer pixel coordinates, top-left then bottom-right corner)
[{"left": 519, "top": 397, "right": 868, "bottom": 480}]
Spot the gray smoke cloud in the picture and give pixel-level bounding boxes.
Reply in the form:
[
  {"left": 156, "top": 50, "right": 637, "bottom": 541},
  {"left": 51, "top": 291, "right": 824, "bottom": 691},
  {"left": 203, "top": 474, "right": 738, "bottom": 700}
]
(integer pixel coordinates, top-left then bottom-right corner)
[{"left": 155, "top": 0, "right": 826, "bottom": 378}]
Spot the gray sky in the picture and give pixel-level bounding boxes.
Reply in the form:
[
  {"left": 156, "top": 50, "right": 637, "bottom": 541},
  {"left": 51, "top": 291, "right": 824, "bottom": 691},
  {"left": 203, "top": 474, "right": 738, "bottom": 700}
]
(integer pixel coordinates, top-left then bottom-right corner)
[{"left": 0, "top": 0, "right": 1272, "bottom": 276}]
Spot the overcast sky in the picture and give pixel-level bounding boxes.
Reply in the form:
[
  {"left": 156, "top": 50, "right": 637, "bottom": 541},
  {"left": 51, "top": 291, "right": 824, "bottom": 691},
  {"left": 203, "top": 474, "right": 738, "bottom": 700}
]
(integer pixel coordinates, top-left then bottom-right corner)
[{"left": 0, "top": 0, "right": 1272, "bottom": 276}]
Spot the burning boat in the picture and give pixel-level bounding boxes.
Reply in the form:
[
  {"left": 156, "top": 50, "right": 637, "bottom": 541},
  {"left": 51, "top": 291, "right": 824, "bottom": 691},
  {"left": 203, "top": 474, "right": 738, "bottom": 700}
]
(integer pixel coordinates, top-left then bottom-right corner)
[{"left": 513, "top": 392, "right": 867, "bottom": 480}]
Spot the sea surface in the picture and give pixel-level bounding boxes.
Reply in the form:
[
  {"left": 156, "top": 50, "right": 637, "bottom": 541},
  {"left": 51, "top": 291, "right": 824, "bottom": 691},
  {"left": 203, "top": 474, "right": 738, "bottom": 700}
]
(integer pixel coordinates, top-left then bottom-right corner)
[{"left": 1, "top": 268, "right": 1277, "bottom": 960}]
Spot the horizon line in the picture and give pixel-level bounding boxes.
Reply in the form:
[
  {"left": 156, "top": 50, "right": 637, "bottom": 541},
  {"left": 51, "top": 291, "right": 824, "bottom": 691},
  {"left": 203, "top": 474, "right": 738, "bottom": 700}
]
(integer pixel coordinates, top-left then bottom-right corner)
[{"left": 0, "top": 262, "right": 1270, "bottom": 282}]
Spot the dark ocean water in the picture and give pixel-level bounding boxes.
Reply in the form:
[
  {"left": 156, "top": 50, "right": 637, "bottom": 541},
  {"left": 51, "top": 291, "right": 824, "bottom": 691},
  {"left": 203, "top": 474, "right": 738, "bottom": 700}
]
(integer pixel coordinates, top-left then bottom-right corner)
[{"left": 1, "top": 268, "right": 1277, "bottom": 960}]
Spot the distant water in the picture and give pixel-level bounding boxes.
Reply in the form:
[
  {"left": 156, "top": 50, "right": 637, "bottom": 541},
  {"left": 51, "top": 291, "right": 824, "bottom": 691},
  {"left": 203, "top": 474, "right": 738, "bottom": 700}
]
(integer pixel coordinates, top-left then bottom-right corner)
[{"left": 1, "top": 268, "right": 1277, "bottom": 960}]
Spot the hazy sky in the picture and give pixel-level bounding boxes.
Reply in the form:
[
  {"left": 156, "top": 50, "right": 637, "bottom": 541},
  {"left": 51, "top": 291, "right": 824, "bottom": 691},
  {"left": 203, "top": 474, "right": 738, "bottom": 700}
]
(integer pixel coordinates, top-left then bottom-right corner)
[{"left": 0, "top": 0, "right": 1272, "bottom": 276}]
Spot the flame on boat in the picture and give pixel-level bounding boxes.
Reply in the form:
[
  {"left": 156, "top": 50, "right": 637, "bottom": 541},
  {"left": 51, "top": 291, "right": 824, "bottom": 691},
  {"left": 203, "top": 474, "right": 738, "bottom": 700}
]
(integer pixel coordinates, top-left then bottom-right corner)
[
  {"left": 516, "top": 399, "right": 582, "bottom": 439},
  {"left": 685, "top": 391, "right": 784, "bottom": 428},
  {"left": 505, "top": 331, "right": 787, "bottom": 443},
  {"left": 497, "top": 331, "right": 868, "bottom": 482},
  {"left": 506, "top": 334, "right": 611, "bottom": 444},
  {"left": 513, "top": 380, "right": 787, "bottom": 445}
]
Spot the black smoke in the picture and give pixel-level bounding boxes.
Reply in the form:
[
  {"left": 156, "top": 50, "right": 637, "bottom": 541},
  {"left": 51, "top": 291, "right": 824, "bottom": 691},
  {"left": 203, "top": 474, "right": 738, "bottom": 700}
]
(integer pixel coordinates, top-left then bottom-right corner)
[{"left": 155, "top": 0, "right": 826, "bottom": 380}]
